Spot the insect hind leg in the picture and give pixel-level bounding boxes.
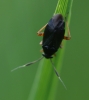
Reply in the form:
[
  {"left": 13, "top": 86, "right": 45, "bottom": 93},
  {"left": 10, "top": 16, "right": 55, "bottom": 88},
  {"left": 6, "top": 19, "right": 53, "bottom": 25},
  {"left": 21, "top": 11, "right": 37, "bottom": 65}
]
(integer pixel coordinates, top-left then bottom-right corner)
[{"left": 64, "top": 22, "right": 71, "bottom": 40}]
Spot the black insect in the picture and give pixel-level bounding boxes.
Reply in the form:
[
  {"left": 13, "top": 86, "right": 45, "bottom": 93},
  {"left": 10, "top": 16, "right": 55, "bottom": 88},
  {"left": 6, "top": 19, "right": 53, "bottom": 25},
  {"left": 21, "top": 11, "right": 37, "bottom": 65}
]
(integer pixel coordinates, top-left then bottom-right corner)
[
  {"left": 37, "top": 14, "right": 71, "bottom": 58},
  {"left": 12, "top": 14, "right": 71, "bottom": 89}
]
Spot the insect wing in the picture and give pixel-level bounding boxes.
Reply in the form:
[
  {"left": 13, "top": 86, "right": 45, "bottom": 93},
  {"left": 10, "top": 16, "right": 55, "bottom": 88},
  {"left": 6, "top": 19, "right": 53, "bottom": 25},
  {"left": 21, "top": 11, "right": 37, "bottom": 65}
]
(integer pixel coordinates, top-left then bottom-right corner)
[
  {"left": 43, "top": 19, "right": 65, "bottom": 50},
  {"left": 42, "top": 19, "right": 55, "bottom": 46}
]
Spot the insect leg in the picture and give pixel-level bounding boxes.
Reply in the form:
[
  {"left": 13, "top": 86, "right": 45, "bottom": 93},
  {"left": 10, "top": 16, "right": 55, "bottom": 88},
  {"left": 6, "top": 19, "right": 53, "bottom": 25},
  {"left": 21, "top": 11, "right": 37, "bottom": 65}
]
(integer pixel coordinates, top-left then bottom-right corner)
[
  {"left": 65, "top": 12, "right": 69, "bottom": 21},
  {"left": 37, "top": 24, "right": 47, "bottom": 36},
  {"left": 64, "top": 22, "right": 71, "bottom": 40},
  {"left": 39, "top": 41, "right": 44, "bottom": 52},
  {"left": 53, "top": 53, "right": 56, "bottom": 56},
  {"left": 39, "top": 41, "right": 42, "bottom": 45},
  {"left": 59, "top": 43, "right": 63, "bottom": 48},
  {"left": 40, "top": 49, "right": 43, "bottom": 53},
  {"left": 37, "top": 32, "right": 44, "bottom": 36}
]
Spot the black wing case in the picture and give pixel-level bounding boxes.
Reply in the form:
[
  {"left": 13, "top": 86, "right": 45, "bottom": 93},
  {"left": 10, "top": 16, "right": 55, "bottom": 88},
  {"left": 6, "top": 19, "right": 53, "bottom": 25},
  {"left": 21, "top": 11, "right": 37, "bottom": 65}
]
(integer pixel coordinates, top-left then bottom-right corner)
[{"left": 42, "top": 17, "right": 65, "bottom": 58}]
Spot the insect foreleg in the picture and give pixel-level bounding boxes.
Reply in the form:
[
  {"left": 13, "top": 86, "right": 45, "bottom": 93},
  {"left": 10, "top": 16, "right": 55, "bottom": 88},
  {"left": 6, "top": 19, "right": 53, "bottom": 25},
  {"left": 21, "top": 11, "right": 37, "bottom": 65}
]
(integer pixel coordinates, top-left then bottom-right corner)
[
  {"left": 37, "top": 24, "right": 48, "bottom": 36},
  {"left": 37, "top": 32, "right": 44, "bottom": 36}
]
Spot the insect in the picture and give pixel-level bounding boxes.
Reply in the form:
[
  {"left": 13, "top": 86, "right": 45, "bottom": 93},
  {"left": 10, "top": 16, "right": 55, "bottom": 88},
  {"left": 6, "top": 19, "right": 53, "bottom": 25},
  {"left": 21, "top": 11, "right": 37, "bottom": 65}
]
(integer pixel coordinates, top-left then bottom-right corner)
[
  {"left": 37, "top": 14, "right": 71, "bottom": 58},
  {"left": 11, "top": 14, "right": 71, "bottom": 89}
]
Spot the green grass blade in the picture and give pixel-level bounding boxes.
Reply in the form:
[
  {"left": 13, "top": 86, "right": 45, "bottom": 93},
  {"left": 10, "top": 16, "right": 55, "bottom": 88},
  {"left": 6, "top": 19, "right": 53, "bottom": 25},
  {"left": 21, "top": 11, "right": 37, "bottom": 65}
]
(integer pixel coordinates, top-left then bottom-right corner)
[{"left": 28, "top": 0, "right": 73, "bottom": 100}]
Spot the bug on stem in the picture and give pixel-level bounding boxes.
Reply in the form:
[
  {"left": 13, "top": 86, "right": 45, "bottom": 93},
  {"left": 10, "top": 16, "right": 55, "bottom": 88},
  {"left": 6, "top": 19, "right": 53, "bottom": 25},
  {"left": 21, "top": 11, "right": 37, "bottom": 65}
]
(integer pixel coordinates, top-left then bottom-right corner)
[
  {"left": 12, "top": 14, "right": 71, "bottom": 89},
  {"left": 37, "top": 14, "right": 71, "bottom": 58}
]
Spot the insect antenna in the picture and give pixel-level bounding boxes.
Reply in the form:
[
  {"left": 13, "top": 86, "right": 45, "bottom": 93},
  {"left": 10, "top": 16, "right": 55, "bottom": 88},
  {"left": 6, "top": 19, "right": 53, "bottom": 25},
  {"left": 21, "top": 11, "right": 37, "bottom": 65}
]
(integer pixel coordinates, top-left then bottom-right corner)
[
  {"left": 11, "top": 56, "right": 44, "bottom": 72},
  {"left": 50, "top": 59, "right": 67, "bottom": 89}
]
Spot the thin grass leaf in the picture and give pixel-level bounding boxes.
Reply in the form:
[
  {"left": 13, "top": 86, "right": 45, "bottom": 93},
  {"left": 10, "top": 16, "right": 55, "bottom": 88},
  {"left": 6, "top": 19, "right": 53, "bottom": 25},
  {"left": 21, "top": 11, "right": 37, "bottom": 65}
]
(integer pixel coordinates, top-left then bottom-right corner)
[{"left": 28, "top": 0, "right": 73, "bottom": 100}]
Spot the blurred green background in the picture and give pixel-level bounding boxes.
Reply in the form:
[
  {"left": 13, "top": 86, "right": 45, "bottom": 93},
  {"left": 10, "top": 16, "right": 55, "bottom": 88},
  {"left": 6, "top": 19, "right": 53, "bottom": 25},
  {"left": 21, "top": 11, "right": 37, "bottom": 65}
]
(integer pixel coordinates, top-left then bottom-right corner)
[{"left": 0, "top": 0, "right": 89, "bottom": 100}]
